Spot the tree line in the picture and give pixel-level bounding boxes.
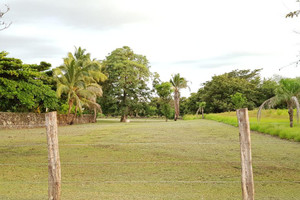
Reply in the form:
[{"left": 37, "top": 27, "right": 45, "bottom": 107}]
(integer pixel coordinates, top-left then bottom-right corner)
[{"left": 1, "top": 46, "right": 300, "bottom": 124}]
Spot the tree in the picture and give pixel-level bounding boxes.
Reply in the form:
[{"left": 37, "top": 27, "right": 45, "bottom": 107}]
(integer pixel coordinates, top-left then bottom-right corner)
[
  {"left": 100, "top": 46, "right": 151, "bottom": 122},
  {"left": 0, "top": 51, "right": 58, "bottom": 112},
  {"left": 155, "top": 82, "right": 173, "bottom": 121},
  {"left": 258, "top": 78, "right": 300, "bottom": 128},
  {"left": 183, "top": 90, "right": 204, "bottom": 115},
  {"left": 201, "top": 69, "right": 265, "bottom": 113},
  {"left": 0, "top": 4, "right": 11, "bottom": 31},
  {"left": 196, "top": 102, "right": 206, "bottom": 119},
  {"left": 54, "top": 47, "right": 106, "bottom": 123},
  {"left": 230, "top": 92, "right": 247, "bottom": 110},
  {"left": 170, "top": 73, "right": 189, "bottom": 121}
]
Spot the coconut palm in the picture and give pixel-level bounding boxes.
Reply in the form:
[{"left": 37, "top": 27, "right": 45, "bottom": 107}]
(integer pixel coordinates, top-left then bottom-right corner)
[
  {"left": 196, "top": 102, "right": 206, "bottom": 119},
  {"left": 257, "top": 78, "right": 300, "bottom": 127},
  {"left": 170, "top": 73, "right": 189, "bottom": 121},
  {"left": 54, "top": 47, "right": 107, "bottom": 123}
]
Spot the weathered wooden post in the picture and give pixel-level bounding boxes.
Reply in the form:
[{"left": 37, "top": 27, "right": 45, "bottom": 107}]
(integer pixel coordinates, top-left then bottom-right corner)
[
  {"left": 236, "top": 108, "right": 254, "bottom": 200},
  {"left": 45, "top": 111, "right": 61, "bottom": 200}
]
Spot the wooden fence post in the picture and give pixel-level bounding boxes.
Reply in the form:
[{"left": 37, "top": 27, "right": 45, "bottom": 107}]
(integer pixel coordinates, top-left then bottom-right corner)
[
  {"left": 236, "top": 108, "right": 254, "bottom": 200},
  {"left": 45, "top": 112, "right": 61, "bottom": 200}
]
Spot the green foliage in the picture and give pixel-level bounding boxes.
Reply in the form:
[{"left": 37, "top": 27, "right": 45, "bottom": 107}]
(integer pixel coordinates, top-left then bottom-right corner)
[
  {"left": 200, "top": 69, "right": 277, "bottom": 113},
  {"left": 0, "top": 51, "right": 58, "bottom": 112},
  {"left": 258, "top": 78, "right": 300, "bottom": 127},
  {"left": 181, "top": 91, "right": 203, "bottom": 114},
  {"left": 100, "top": 46, "right": 151, "bottom": 120},
  {"left": 155, "top": 81, "right": 173, "bottom": 121},
  {"left": 230, "top": 92, "right": 247, "bottom": 110},
  {"left": 53, "top": 47, "right": 106, "bottom": 116}
]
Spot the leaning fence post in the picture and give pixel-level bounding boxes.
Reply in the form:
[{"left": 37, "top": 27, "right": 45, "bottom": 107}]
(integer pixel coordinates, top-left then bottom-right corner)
[
  {"left": 236, "top": 108, "right": 255, "bottom": 200},
  {"left": 45, "top": 111, "right": 61, "bottom": 200}
]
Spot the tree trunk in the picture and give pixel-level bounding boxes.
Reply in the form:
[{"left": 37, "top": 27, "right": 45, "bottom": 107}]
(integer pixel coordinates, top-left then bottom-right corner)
[
  {"left": 174, "top": 91, "right": 180, "bottom": 121},
  {"left": 67, "top": 100, "right": 73, "bottom": 115},
  {"left": 201, "top": 108, "right": 204, "bottom": 119},
  {"left": 120, "top": 89, "right": 128, "bottom": 122},
  {"left": 288, "top": 105, "right": 294, "bottom": 128},
  {"left": 196, "top": 108, "right": 200, "bottom": 116},
  {"left": 70, "top": 106, "right": 78, "bottom": 125},
  {"left": 165, "top": 116, "right": 168, "bottom": 122},
  {"left": 120, "top": 114, "right": 127, "bottom": 122},
  {"left": 93, "top": 108, "right": 97, "bottom": 123}
]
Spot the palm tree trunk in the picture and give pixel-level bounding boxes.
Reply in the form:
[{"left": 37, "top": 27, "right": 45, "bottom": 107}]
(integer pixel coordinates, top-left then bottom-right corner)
[
  {"left": 201, "top": 108, "right": 204, "bottom": 119},
  {"left": 288, "top": 105, "right": 294, "bottom": 128},
  {"left": 196, "top": 108, "right": 200, "bottom": 116},
  {"left": 67, "top": 100, "right": 73, "bottom": 115},
  {"left": 70, "top": 106, "right": 78, "bottom": 125},
  {"left": 174, "top": 91, "right": 180, "bottom": 121},
  {"left": 93, "top": 107, "right": 97, "bottom": 123}
]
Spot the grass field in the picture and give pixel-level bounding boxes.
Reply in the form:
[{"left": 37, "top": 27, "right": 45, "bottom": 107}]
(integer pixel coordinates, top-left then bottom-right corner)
[
  {"left": 205, "top": 109, "right": 300, "bottom": 142},
  {"left": 0, "top": 119, "right": 300, "bottom": 199}
]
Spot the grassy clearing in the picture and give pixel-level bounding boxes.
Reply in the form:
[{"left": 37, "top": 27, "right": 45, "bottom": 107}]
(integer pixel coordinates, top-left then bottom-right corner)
[
  {"left": 204, "top": 109, "right": 300, "bottom": 142},
  {"left": 0, "top": 119, "right": 300, "bottom": 199}
]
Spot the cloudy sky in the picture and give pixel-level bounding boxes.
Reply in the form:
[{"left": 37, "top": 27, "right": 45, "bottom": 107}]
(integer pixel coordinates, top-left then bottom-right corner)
[{"left": 1, "top": 0, "right": 300, "bottom": 96}]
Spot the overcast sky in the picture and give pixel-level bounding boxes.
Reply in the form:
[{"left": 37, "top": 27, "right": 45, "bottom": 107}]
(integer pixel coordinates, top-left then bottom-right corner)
[{"left": 1, "top": 0, "right": 300, "bottom": 96}]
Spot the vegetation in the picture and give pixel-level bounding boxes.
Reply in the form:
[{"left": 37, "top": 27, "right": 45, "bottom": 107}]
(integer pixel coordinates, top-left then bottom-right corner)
[
  {"left": 155, "top": 82, "right": 173, "bottom": 121},
  {"left": 100, "top": 46, "right": 151, "bottom": 122},
  {"left": 258, "top": 78, "right": 300, "bottom": 128},
  {"left": 1, "top": 119, "right": 300, "bottom": 199},
  {"left": 196, "top": 101, "right": 206, "bottom": 119},
  {"left": 206, "top": 109, "right": 300, "bottom": 142},
  {"left": 170, "top": 73, "right": 189, "bottom": 121},
  {"left": 53, "top": 47, "right": 107, "bottom": 123},
  {"left": 230, "top": 92, "right": 247, "bottom": 110},
  {"left": 0, "top": 52, "right": 58, "bottom": 112},
  {"left": 199, "top": 69, "right": 277, "bottom": 113}
]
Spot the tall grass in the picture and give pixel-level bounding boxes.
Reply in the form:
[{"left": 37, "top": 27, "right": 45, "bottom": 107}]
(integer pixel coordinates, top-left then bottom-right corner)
[{"left": 203, "top": 109, "right": 300, "bottom": 142}]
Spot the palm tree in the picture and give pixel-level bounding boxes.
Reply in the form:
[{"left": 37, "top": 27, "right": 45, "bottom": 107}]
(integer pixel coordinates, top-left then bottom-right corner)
[
  {"left": 196, "top": 102, "right": 206, "bottom": 119},
  {"left": 257, "top": 78, "right": 300, "bottom": 127},
  {"left": 54, "top": 47, "right": 107, "bottom": 123},
  {"left": 170, "top": 73, "right": 189, "bottom": 121}
]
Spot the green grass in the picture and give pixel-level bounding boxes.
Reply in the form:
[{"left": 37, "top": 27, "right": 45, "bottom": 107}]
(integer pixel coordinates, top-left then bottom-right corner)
[
  {"left": 0, "top": 119, "right": 300, "bottom": 199},
  {"left": 204, "top": 109, "right": 300, "bottom": 142}
]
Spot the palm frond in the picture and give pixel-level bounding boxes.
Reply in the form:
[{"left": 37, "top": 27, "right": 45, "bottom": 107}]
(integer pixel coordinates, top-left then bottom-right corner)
[
  {"left": 257, "top": 97, "right": 276, "bottom": 122},
  {"left": 291, "top": 96, "right": 300, "bottom": 123}
]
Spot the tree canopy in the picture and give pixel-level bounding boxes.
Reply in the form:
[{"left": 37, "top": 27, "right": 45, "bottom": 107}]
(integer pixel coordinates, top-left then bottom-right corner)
[
  {"left": 200, "top": 69, "right": 277, "bottom": 113},
  {"left": 0, "top": 51, "right": 58, "bottom": 112},
  {"left": 100, "top": 46, "right": 151, "bottom": 122},
  {"left": 53, "top": 47, "right": 106, "bottom": 122}
]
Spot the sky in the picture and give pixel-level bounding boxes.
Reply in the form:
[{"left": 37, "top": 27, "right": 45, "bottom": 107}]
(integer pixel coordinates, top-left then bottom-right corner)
[{"left": 1, "top": 0, "right": 300, "bottom": 97}]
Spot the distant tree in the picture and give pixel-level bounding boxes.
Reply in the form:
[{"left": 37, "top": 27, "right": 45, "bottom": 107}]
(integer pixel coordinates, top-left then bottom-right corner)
[
  {"left": 170, "top": 73, "right": 189, "bottom": 121},
  {"left": 258, "top": 78, "right": 300, "bottom": 128},
  {"left": 101, "top": 46, "right": 151, "bottom": 122},
  {"left": 230, "top": 92, "right": 247, "bottom": 110},
  {"left": 201, "top": 69, "right": 263, "bottom": 113},
  {"left": 183, "top": 90, "right": 204, "bottom": 114},
  {"left": 196, "top": 102, "right": 206, "bottom": 119},
  {"left": 0, "top": 52, "right": 58, "bottom": 112},
  {"left": 155, "top": 82, "right": 173, "bottom": 121},
  {"left": 0, "top": 4, "right": 11, "bottom": 31}
]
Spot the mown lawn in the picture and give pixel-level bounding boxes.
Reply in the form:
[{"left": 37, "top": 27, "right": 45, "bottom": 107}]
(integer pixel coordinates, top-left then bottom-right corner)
[
  {"left": 0, "top": 119, "right": 299, "bottom": 199},
  {"left": 205, "top": 109, "right": 300, "bottom": 142}
]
